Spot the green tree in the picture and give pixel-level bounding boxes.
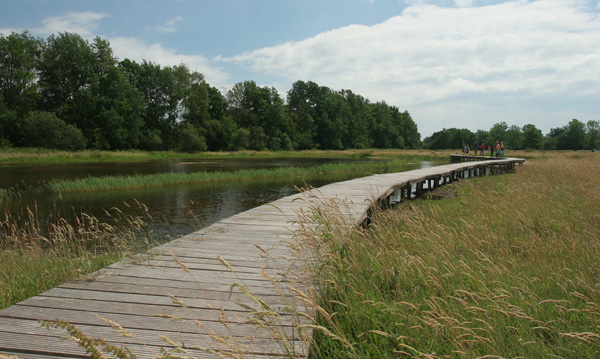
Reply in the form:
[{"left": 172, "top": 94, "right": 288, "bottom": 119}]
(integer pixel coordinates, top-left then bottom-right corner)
[
  {"left": 340, "top": 89, "right": 370, "bottom": 149},
  {"left": 227, "top": 80, "right": 289, "bottom": 150},
  {"left": 585, "top": 120, "right": 599, "bottom": 150},
  {"left": 207, "top": 86, "right": 227, "bottom": 122},
  {"left": 398, "top": 110, "right": 420, "bottom": 149},
  {"left": 521, "top": 124, "right": 544, "bottom": 149},
  {"left": 0, "top": 31, "right": 42, "bottom": 116},
  {"left": 369, "top": 102, "right": 396, "bottom": 149},
  {"left": 475, "top": 129, "right": 491, "bottom": 148},
  {"left": 489, "top": 122, "right": 508, "bottom": 143},
  {"left": 544, "top": 126, "right": 565, "bottom": 150},
  {"left": 563, "top": 119, "right": 586, "bottom": 150},
  {"left": 39, "top": 32, "right": 96, "bottom": 126},
  {"left": 287, "top": 80, "right": 322, "bottom": 149},
  {"left": 505, "top": 125, "right": 523, "bottom": 150},
  {"left": 424, "top": 128, "right": 475, "bottom": 150},
  {"left": 90, "top": 37, "right": 144, "bottom": 149},
  {"left": 183, "top": 80, "right": 210, "bottom": 128}
]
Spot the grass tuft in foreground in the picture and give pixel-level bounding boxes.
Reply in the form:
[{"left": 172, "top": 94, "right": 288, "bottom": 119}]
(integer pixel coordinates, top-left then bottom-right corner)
[
  {"left": 301, "top": 152, "right": 600, "bottom": 358},
  {"left": 0, "top": 201, "right": 156, "bottom": 309}
]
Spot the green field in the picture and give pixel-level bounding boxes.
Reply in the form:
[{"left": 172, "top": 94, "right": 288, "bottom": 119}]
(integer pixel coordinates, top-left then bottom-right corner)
[{"left": 300, "top": 151, "right": 600, "bottom": 358}]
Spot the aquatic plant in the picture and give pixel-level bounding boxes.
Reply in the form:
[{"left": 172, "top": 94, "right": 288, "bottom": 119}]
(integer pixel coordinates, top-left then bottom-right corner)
[{"left": 45, "top": 157, "right": 435, "bottom": 193}]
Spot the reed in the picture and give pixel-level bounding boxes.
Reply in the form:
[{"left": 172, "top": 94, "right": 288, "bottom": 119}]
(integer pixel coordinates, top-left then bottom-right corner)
[
  {"left": 45, "top": 157, "right": 436, "bottom": 193},
  {"left": 0, "top": 201, "right": 157, "bottom": 309},
  {"left": 298, "top": 151, "right": 600, "bottom": 358}
]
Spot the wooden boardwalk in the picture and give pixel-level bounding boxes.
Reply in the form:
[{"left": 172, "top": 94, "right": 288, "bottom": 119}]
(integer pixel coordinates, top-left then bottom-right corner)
[{"left": 0, "top": 156, "right": 524, "bottom": 359}]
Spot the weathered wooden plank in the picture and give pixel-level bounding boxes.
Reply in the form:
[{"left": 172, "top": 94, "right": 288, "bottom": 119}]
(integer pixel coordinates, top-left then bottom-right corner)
[
  {"left": 0, "top": 330, "right": 301, "bottom": 359},
  {"left": 71, "top": 274, "right": 288, "bottom": 297},
  {"left": 55, "top": 281, "right": 285, "bottom": 304},
  {"left": 0, "top": 317, "right": 304, "bottom": 351},
  {"left": 0, "top": 306, "right": 304, "bottom": 338},
  {"left": 40, "top": 287, "right": 280, "bottom": 309},
  {"left": 90, "top": 267, "right": 290, "bottom": 289}
]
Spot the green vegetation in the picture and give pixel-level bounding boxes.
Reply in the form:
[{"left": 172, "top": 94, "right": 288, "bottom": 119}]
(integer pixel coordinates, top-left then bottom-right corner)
[
  {"left": 1, "top": 31, "right": 420, "bottom": 153},
  {"left": 299, "top": 151, "right": 600, "bottom": 358},
  {"left": 45, "top": 157, "right": 436, "bottom": 193},
  {"left": 0, "top": 148, "right": 444, "bottom": 165},
  {"left": 0, "top": 202, "right": 156, "bottom": 309},
  {"left": 424, "top": 119, "right": 600, "bottom": 151}
]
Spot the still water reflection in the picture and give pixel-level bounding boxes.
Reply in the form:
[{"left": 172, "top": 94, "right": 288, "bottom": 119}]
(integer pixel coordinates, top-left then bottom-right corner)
[{"left": 1, "top": 158, "right": 442, "bottom": 240}]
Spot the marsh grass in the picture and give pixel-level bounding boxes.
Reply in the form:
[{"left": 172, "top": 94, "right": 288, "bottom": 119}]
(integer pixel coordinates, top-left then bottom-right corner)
[
  {"left": 0, "top": 201, "right": 157, "bottom": 309},
  {"left": 300, "top": 152, "right": 600, "bottom": 358},
  {"left": 45, "top": 157, "right": 434, "bottom": 193}
]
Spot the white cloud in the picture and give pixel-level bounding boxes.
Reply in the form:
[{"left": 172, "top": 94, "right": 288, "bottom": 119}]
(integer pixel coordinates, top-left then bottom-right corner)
[
  {"left": 34, "top": 11, "right": 108, "bottom": 36},
  {"left": 19, "top": 12, "right": 229, "bottom": 89},
  {"left": 225, "top": 0, "right": 600, "bottom": 135},
  {"left": 156, "top": 16, "right": 184, "bottom": 33},
  {"left": 0, "top": 27, "right": 18, "bottom": 36},
  {"left": 109, "top": 36, "right": 230, "bottom": 87},
  {"left": 454, "top": 0, "right": 474, "bottom": 7}
]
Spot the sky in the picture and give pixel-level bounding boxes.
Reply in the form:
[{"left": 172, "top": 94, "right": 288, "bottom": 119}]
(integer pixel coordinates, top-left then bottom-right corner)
[{"left": 1, "top": 0, "right": 599, "bottom": 138}]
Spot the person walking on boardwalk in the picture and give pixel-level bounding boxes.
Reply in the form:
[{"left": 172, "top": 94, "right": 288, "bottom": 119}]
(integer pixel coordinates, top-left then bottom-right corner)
[
  {"left": 495, "top": 141, "right": 501, "bottom": 158},
  {"left": 480, "top": 143, "right": 485, "bottom": 156},
  {"left": 490, "top": 143, "right": 495, "bottom": 158},
  {"left": 500, "top": 141, "right": 505, "bottom": 157}
]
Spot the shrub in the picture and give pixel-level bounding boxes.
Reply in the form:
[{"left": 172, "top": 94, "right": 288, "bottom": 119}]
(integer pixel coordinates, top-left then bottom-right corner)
[
  {"left": 21, "top": 111, "right": 86, "bottom": 150},
  {"left": 177, "top": 123, "right": 207, "bottom": 153}
]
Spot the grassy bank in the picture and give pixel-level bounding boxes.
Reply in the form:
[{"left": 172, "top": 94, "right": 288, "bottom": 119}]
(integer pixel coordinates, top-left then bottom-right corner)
[
  {"left": 300, "top": 151, "right": 600, "bottom": 358},
  {"left": 0, "top": 148, "right": 450, "bottom": 165},
  {"left": 0, "top": 202, "right": 156, "bottom": 309}
]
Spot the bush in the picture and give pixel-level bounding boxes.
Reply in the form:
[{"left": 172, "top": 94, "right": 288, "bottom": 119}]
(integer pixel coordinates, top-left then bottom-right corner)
[
  {"left": 21, "top": 112, "right": 86, "bottom": 150},
  {"left": 177, "top": 123, "right": 207, "bottom": 153},
  {"left": 229, "top": 128, "right": 250, "bottom": 151},
  {"left": 139, "top": 129, "right": 163, "bottom": 151}
]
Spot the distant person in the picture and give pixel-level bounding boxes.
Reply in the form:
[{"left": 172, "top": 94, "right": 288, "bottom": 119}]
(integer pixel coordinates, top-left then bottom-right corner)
[
  {"left": 500, "top": 141, "right": 505, "bottom": 157},
  {"left": 480, "top": 143, "right": 485, "bottom": 156},
  {"left": 490, "top": 144, "right": 495, "bottom": 158},
  {"left": 495, "top": 141, "right": 501, "bottom": 158},
  {"left": 474, "top": 142, "right": 479, "bottom": 155}
]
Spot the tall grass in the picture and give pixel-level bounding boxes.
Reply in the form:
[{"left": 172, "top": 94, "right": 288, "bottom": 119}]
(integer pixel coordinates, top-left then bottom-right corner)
[
  {"left": 46, "top": 157, "right": 434, "bottom": 193},
  {"left": 298, "top": 152, "right": 600, "bottom": 358},
  {"left": 0, "top": 201, "right": 157, "bottom": 309}
]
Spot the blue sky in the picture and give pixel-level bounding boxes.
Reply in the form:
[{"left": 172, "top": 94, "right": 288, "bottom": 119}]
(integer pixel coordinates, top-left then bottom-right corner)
[{"left": 1, "top": 0, "right": 599, "bottom": 138}]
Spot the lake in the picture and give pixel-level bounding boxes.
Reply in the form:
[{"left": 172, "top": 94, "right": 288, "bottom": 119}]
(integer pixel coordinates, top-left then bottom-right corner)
[{"left": 1, "top": 157, "right": 443, "bottom": 241}]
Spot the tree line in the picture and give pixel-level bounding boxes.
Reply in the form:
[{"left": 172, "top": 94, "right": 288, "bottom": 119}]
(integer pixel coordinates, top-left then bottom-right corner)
[
  {"left": 424, "top": 119, "right": 599, "bottom": 151},
  {"left": 0, "top": 31, "right": 420, "bottom": 152}
]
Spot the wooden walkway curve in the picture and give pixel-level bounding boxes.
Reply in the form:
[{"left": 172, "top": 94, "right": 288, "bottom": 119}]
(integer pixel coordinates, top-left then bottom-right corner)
[{"left": 0, "top": 155, "right": 524, "bottom": 359}]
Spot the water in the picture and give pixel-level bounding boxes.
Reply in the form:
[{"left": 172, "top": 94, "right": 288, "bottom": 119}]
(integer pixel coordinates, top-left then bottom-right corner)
[{"left": 1, "top": 157, "right": 442, "bottom": 241}]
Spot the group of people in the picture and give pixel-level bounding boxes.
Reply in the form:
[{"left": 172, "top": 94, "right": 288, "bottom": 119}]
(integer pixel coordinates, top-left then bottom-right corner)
[{"left": 462, "top": 141, "right": 505, "bottom": 157}]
